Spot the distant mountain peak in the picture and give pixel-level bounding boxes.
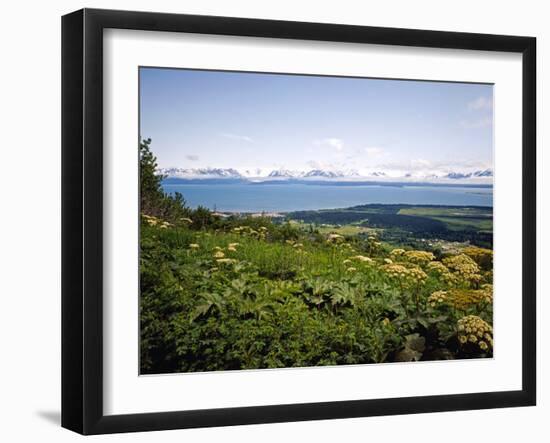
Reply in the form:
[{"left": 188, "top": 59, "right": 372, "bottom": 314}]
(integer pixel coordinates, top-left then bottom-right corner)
[
  {"left": 158, "top": 167, "right": 243, "bottom": 179},
  {"left": 268, "top": 169, "right": 304, "bottom": 178},
  {"left": 303, "top": 169, "right": 360, "bottom": 178},
  {"left": 445, "top": 169, "right": 493, "bottom": 180},
  {"left": 158, "top": 166, "right": 492, "bottom": 182},
  {"left": 473, "top": 168, "right": 493, "bottom": 177}
]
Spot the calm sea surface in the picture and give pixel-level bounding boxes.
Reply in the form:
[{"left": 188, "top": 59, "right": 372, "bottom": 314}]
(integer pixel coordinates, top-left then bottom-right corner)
[{"left": 162, "top": 183, "right": 493, "bottom": 212}]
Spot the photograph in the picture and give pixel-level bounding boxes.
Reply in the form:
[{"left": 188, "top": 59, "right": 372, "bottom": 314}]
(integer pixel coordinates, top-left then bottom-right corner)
[{"left": 139, "top": 67, "right": 494, "bottom": 375}]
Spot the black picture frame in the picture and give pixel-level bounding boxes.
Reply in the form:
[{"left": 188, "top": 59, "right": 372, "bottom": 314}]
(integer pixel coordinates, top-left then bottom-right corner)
[{"left": 62, "top": 8, "right": 536, "bottom": 435}]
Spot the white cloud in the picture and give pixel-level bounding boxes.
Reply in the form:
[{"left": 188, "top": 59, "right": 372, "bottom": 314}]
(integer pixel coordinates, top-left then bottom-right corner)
[
  {"left": 363, "top": 146, "right": 384, "bottom": 157},
  {"left": 375, "top": 158, "right": 492, "bottom": 177},
  {"left": 410, "top": 158, "right": 432, "bottom": 168},
  {"left": 220, "top": 133, "right": 254, "bottom": 143},
  {"left": 315, "top": 137, "right": 344, "bottom": 151},
  {"left": 468, "top": 96, "right": 493, "bottom": 111},
  {"left": 460, "top": 117, "right": 493, "bottom": 129},
  {"left": 185, "top": 154, "right": 199, "bottom": 161},
  {"left": 306, "top": 159, "right": 346, "bottom": 170}
]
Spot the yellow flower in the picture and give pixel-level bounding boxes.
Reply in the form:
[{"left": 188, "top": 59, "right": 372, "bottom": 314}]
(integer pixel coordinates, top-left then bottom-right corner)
[
  {"left": 403, "top": 250, "right": 435, "bottom": 266},
  {"left": 427, "top": 261, "right": 450, "bottom": 277},
  {"left": 216, "top": 258, "right": 236, "bottom": 264},
  {"left": 457, "top": 315, "right": 493, "bottom": 353},
  {"left": 390, "top": 248, "right": 406, "bottom": 259},
  {"left": 346, "top": 267, "right": 357, "bottom": 273},
  {"left": 442, "top": 288, "right": 493, "bottom": 310},
  {"left": 327, "top": 233, "right": 345, "bottom": 244},
  {"left": 227, "top": 246, "right": 237, "bottom": 252},
  {"left": 428, "top": 291, "right": 447, "bottom": 308},
  {"left": 189, "top": 243, "right": 199, "bottom": 249},
  {"left": 352, "top": 255, "right": 372, "bottom": 263},
  {"left": 443, "top": 254, "right": 482, "bottom": 284},
  {"left": 213, "top": 251, "right": 225, "bottom": 258},
  {"left": 462, "top": 246, "right": 493, "bottom": 270},
  {"left": 382, "top": 263, "right": 427, "bottom": 288}
]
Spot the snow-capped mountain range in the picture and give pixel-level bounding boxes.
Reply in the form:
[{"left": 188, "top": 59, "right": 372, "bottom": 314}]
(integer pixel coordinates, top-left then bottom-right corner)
[{"left": 158, "top": 167, "right": 493, "bottom": 183}]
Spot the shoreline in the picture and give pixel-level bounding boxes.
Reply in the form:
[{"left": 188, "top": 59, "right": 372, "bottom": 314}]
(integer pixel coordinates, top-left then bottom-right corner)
[{"left": 209, "top": 203, "right": 493, "bottom": 218}]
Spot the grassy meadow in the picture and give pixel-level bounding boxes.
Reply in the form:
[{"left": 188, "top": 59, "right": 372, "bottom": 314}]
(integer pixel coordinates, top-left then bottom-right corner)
[{"left": 140, "top": 210, "right": 494, "bottom": 374}]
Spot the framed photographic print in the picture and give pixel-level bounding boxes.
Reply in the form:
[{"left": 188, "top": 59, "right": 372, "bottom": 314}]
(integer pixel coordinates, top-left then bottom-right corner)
[{"left": 62, "top": 8, "right": 536, "bottom": 435}]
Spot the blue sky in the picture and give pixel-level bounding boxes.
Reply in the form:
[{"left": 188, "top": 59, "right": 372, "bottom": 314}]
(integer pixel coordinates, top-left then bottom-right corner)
[{"left": 139, "top": 67, "right": 493, "bottom": 179}]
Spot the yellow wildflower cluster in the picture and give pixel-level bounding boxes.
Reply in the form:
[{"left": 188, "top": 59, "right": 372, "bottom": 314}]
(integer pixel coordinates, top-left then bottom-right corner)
[
  {"left": 390, "top": 248, "right": 406, "bottom": 261},
  {"left": 442, "top": 254, "right": 482, "bottom": 285},
  {"left": 403, "top": 250, "right": 435, "bottom": 266},
  {"left": 426, "top": 261, "right": 457, "bottom": 285},
  {"left": 462, "top": 246, "right": 493, "bottom": 270},
  {"left": 428, "top": 290, "right": 448, "bottom": 307},
  {"left": 481, "top": 284, "right": 493, "bottom": 300},
  {"left": 366, "top": 235, "right": 382, "bottom": 254},
  {"left": 457, "top": 315, "right": 493, "bottom": 351},
  {"left": 382, "top": 263, "right": 428, "bottom": 287},
  {"left": 232, "top": 225, "right": 268, "bottom": 240},
  {"left": 326, "top": 233, "right": 345, "bottom": 244},
  {"left": 142, "top": 214, "right": 158, "bottom": 225},
  {"left": 450, "top": 289, "right": 492, "bottom": 310},
  {"left": 429, "top": 287, "right": 493, "bottom": 310},
  {"left": 216, "top": 258, "right": 237, "bottom": 265},
  {"left": 189, "top": 243, "right": 200, "bottom": 250},
  {"left": 213, "top": 250, "right": 225, "bottom": 259},
  {"left": 285, "top": 239, "right": 305, "bottom": 250},
  {"left": 227, "top": 242, "right": 240, "bottom": 252},
  {"left": 351, "top": 255, "right": 373, "bottom": 263},
  {"left": 142, "top": 213, "right": 172, "bottom": 228},
  {"left": 427, "top": 261, "right": 448, "bottom": 274},
  {"left": 346, "top": 267, "right": 357, "bottom": 273}
]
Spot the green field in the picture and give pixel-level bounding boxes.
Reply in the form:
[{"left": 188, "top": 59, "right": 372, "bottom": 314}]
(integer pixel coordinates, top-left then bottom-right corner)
[
  {"left": 287, "top": 204, "right": 493, "bottom": 249},
  {"left": 398, "top": 207, "right": 493, "bottom": 232}
]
